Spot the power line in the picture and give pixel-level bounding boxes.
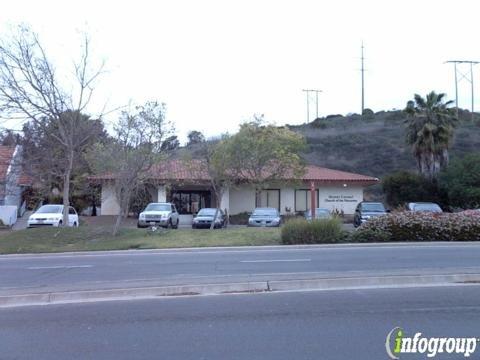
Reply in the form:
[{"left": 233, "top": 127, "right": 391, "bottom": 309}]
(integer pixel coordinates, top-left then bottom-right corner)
[
  {"left": 445, "top": 60, "right": 479, "bottom": 119},
  {"left": 361, "top": 41, "right": 365, "bottom": 115},
  {"left": 302, "top": 89, "right": 322, "bottom": 123}
]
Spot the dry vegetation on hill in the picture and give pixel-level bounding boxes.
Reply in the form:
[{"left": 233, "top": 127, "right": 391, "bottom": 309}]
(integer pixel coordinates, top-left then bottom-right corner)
[{"left": 291, "top": 110, "right": 480, "bottom": 178}]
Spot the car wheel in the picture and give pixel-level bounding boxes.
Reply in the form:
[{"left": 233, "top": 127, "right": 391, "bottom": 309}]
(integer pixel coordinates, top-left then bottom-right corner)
[
  {"left": 167, "top": 219, "right": 173, "bottom": 229},
  {"left": 58, "top": 220, "right": 63, "bottom": 227},
  {"left": 173, "top": 219, "right": 179, "bottom": 229},
  {"left": 73, "top": 221, "right": 78, "bottom": 227}
]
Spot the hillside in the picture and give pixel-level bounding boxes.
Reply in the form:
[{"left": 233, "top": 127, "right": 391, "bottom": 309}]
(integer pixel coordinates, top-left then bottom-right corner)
[{"left": 291, "top": 110, "right": 480, "bottom": 180}]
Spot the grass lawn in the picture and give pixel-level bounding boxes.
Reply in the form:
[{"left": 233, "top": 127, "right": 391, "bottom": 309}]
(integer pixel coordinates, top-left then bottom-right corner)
[{"left": 0, "top": 226, "right": 282, "bottom": 254}]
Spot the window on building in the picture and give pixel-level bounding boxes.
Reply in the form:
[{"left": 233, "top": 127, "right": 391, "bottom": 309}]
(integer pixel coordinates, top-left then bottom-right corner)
[
  {"left": 170, "top": 191, "right": 211, "bottom": 214},
  {"left": 295, "top": 189, "right": 319, "bottom": 212},
  {"left": 256, "top": 189, "right": 280, "bottom": 211}
]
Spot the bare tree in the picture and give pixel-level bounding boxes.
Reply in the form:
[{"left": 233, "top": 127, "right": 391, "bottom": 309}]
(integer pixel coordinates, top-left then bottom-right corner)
[
  {"left": 88, "top": 101, "right": 173, "bottom": 235},
  {"left": 0, "top": 25, "right": 104, "bottom": 225}
]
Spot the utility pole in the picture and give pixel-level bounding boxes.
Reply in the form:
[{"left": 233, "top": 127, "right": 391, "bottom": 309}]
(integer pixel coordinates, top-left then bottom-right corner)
[
  {"left": 302, "top": 89, "right": 322, "bottom": 123},
  {"left": 445, "top": 60, "right": 479, "bottom": 119},
  {"left": 361, "top": 41, "right": 365, "bottom": 115}
]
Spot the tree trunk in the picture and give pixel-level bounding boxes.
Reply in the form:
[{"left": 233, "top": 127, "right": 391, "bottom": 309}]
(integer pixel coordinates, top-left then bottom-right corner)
[
  {"left": 62, "top": 149, "right": 74, "bottom": 227},
  {"left": 113, "top": 212, "right": 123, "bottom": 236},
  {"left": 210, "top": 194, "right": 221, "bottom": 230},
  {"left": 113, "top": 191, "right": 130, "bottom": 236}
]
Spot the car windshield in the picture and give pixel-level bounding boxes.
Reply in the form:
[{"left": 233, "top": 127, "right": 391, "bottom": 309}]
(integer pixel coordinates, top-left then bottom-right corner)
[
  {"left": 413, "top": 203, "right": 442, "bottom": 212},
  {"left": 252, "top": 209, "right": 278, "bottom": 216},
  {"left": 361, "top": 203, "right": 385, "bottom": 212},
  {"left": 145, "top": 204, "right": 170, "bottom": 212},
  {"left": 197, "top": 209, "right": 219, "bottom": 216},
  {"left": 306, "top": 209, "right": 330, "bottom": 216},
  {"left": 36, "top": 205, "right": 63, "bottom": 214}
]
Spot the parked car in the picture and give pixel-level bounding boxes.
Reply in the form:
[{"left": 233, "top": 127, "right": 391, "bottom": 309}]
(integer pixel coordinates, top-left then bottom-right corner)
[
  {"left": 192, "top": 208, "right": 226, "bottom": 229},
  {"left": 305, "top": 208, "right": 332, "bottom": 221},
  {"left": 28, "top": 205, "right": 79, "bottom": 228},
  {"left": 137, "top": 202, "right": 179, "bottom": 228},
  {"left": 407, "top": 202, "right": 443, "bottom": 213},
  {"left": 248, "top": 207, "right": 281, "bottom": 227},
  {"left": 354, "top": 202, "right": 388, "bottom": 227}
]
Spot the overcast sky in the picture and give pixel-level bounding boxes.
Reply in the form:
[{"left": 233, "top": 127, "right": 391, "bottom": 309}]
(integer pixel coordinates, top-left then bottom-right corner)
[{"left": 1, "top": 0, "right": 479, "bottom": 142}]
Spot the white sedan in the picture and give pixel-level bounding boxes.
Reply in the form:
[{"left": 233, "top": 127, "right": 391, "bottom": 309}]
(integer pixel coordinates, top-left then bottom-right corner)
[{"left": 28, "top": 205, "right": 79, "bottom": 228}]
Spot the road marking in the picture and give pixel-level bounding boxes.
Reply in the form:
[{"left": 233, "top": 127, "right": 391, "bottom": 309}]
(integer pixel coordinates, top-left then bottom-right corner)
[
  {"left": 26, "top": 265, "right": 93, "bottom": 270},
  {"left": 3, "top": 243, "right": 480, "bottom": 261},
  {"left": 240, "top": 259, "right": 311, "bottom": 263}
]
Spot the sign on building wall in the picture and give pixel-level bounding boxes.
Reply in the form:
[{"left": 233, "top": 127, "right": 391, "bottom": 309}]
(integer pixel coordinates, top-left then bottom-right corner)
[
  {"left": 318, "top": 187, "right": 363, "bottom": 214},
  {"left": 324, "top": 194, "right": 358, "bottom": 204}
]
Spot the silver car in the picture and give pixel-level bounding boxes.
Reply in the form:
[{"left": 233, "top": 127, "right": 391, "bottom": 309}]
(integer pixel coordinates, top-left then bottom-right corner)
[
  {"left": 304, "top": 208, "right": 332, "bottom": 221},
  {"left": 407, "top": 202, "right": 443, "bottom": 213},
  {"left": 138, "top": 202, "right": 179, "bottom": 228},
  {"left": 248, "top": 207, "right": 281, "bottom": 227}
]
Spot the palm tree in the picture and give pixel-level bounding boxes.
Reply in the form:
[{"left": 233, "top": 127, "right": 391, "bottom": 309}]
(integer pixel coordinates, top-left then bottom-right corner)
[{"left": 404, "top": 91, "right": 457, "bottom": 180}]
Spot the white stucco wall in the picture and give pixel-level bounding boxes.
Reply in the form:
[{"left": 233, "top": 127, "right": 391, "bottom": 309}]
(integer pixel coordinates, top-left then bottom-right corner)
[
  {"left": 0, "top": 205, "right": 17, "bottom": 226},
  {"left": 229, "top": 185, "right": 295, "bottom": 215},
  {"left": 228, "top": 184, "right": 364, "bottom": 216},
  {"left": 101, "top": 183, "right": 120, "bottom": 215},
  {"left": 100, "top": 182, "right": 365, "bottom": 217},
  {"left": 220, "top": 187, "right": 230, "bottom": 213},
  {"left": 229, "top": 186, "right": 256, "bottom": 215},
  {"left": 318, "top": 185, "right": 363, "bottom": 214},
  {"left": 157, "top": 185, "right": 167, "bottom": 202},
  {"left": 279, "top": 187, "right": 295, "bottom": 215}
]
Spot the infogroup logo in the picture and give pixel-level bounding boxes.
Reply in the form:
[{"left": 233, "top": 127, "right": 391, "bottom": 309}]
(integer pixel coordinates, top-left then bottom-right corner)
[{"left": 385, "top": 327, "right": 478, "bottom": 359}]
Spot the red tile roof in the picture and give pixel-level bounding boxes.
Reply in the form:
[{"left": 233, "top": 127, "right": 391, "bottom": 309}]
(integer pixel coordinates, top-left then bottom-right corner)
[
  {"left": 0, "top": 146, "right": 15, "bottom": 183},
  {"left": 90, "top": 159, "right": 378, "bottom": 184},
  {"left": 300, "top": 165, "right": 379, "bottom": 183}
]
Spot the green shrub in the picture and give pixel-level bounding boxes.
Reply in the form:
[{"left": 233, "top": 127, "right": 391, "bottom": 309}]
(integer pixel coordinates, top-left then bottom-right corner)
[
  {"left": 439, "top": 154, "right": 480, "bottom": 209},
  {"left": 310, "top": 117, "right": 328, "bottom": 129},
  {"left": 357, "top": 211, "right": 480, "bottom": 242},
  {"left": 382, "top": 170, "right": 445, "bottom": 208},
  {"left": 349, "top": 228, "right": 390, "bottom": 243},
  {"left": 281, "top": 218, "right": 344, "bottom": 244},
  {"left": 362, "top": 108, "right": 375, "bottom": 120}
]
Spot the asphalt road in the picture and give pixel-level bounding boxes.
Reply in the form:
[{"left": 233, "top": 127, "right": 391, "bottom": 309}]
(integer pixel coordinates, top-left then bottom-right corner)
[
  {"left": 1, "top": 286, "right": 480, "bottom": 359},
  {"left": 2, "top": 243, "right": 480, "bottom": 295}
]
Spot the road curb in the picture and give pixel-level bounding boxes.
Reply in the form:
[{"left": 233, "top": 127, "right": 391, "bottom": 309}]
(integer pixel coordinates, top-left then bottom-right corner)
[
  {"left": 0, "top": 282, "right": 270, "bottom": 308},
  {"left": 3, "top": 242, "right": 480, "bottom": 258},
  {"left": 268, "top": 273, "right": 480, "bottom": 291},
  {"left": 1, "top": 273, "right": 480, "bottom": 308}
]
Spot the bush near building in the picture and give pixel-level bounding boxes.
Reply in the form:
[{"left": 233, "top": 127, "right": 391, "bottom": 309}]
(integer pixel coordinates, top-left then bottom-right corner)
[
  {"left": 439, "top": 154, "right": 480, "bottom": 210},
  {"left": 281, "top": 218, "right": 345, "bottom": 245},
  {"left": 382, "top": 170, "right": 445, "bottom": 208},
  {"left": 355, "top": 211, "right": 480, "bottom": 242}
]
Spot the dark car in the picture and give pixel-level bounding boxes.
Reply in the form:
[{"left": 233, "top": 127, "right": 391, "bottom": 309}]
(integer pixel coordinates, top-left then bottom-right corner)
[
  {"left": 354, "top": 202, "right": 388, "bottom": 227},
  {"left": 407, "top": 202, "right": 443, "bottom": 213},
  {"left": 248, "top": 208, "right": 281, "bottom": 227},
  {"left": 192, "top": 208, "right": 226, "bottom": 229}
]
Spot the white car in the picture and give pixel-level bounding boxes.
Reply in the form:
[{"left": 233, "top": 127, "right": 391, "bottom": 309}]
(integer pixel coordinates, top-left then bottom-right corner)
[
  {"left": 138, "top": 202, "right": 179, "bottom": 228},
  {"left": 28, "top": 205, "right": 79, "bottom": 228}
]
